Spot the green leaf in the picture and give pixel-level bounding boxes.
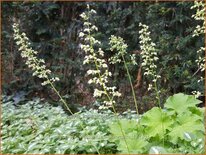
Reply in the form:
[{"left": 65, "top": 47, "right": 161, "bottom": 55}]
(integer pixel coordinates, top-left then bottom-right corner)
[
  {"left": 165, "top": 93, "right": 201, "bottom": 115},
  {"left": 168, "top": 113, "right": 204, "bottom": 143},
  {"left": 140, "top": 107, "right": 173, "bottom": 138},
  {"left": 118, "top": 131, "right": 148, "bottom": 154},
  {"left": 109, "top": 119, "right": 138, "bottom": 137},
  {"left": 189, "top": 107, "right": 205, "bottom": 119}
]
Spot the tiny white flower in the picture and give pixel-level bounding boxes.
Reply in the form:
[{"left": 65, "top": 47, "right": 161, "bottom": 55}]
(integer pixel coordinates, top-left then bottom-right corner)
[
  {"left": 87, "top": 70, "right": 93, "bottom": 75},
  {"left": 148, "top": 84, "right": 153, "bottom": 91},
  {"left": 102, "top": 64, "right": 107, "bottom": 68},
  {"left": 192, "top": 91, "right": 202, "bottom": 98},
  {"left": 113, "top": 91, "right": 121, "bottom": 97},
  {"left": 90, "top": 9, "right": 96, "bottom": 14},
  {"left": 88, "top": 79, "right": 93, "bottom": 84},
  {"left": 55, "top": 77, "right": 60, "bottom": 81},
  {"left": 79, "top": 32, "right": 85, "bottom": 37}
]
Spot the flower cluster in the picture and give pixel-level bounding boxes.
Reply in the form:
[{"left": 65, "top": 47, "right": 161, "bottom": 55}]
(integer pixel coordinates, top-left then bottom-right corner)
[
  {"left": 109, "top": 35, "right": 139, "bottom": 114},
  {"left": 109, "top": 35, "right": 127, "bottom": 64},
  {"left": 109, "top": 35, "right": 137, "bottom": 65},
  {"left": 12, "top": 23, "right": 59, "bottom": 86},
  {"left": 196, "top": 47, "right": 205, "bottom": 74},
  {"left": 191, "top": 90, "right": 202, "bottom": 99},
  {"left": 191, "top": 1, "right": 205, "bottom": 84},
  {"left": 191, "top": 1, "right": 205, "bottom": 37},
  {"left": 139, "top": 23, "right": 160, "bottom": 91},
  {"left": 190, "top": 1, "right": 205, "bottom": 98},
  {"left": 79, "top": 5, "right": 121, "bottom": 109}
]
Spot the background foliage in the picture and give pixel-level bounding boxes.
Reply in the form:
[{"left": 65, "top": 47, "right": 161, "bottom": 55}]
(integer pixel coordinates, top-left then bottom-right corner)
[{"left": 2, "top": 1, "right": 204, "bottom": 112}]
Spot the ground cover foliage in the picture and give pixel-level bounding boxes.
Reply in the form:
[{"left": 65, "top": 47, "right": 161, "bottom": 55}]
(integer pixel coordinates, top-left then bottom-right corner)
[
  {"left": 1, "top": 1, "right": 205, "bottom": 154},
  {"left": 2, "top": 93, "right": 205, "bottom": 154},
  {"left": 2, "top": 95, "right": 116, "bottom": 154}
]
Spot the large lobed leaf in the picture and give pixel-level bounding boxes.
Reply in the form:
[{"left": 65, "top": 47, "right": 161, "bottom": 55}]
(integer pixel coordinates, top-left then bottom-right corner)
[
  {"left": 118, "top": 131, "right": 148, "bottom": 154},
  {"left": 168, "top": 112, "right": 205, "bottom": 143},
  {"left": 165, "top": 93, "right": 202, "bottom": 115},
  {"left": 109, "top": 119, "right": 139, "bottom": 138},
  {"left": 140, "top": 107, "right": 173, "bottom": 138}
]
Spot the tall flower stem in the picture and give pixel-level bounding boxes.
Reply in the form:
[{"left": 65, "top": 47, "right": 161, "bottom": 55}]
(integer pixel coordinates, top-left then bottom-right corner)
[
  {"left": 88, "top": 31, "right": 131, "bottom": 155},
  {"left": 109, "top": 35, "right": 139, "bottom": 115},
  {"left": 48, "top": 78, "right": 101, "bottom": 154},
  {"left": 190, "top": 1, "right": 205, "bottom": 97},
  {"left": 154, "top": 80, "right": 165, "bottom": 146},
  {"left": 154, "top": 81, "right": 161, "bottom": 107},
  {"left": 47, "top": 78, "right": 74, "bottom": 115},
  {"left": 94, "top": 60, "right": 131, "bottom": 154},
  {"left": 80, "top": 6, "right": 131, "bottom": 154},
  {"left": 13, "top": 23, "right": 101, "bottom": 155},
  {"left": 139, "top": 23, "right": 164, "bottom": 147},
  {"left": 121, "top": 54, "right": 139, "bottom": 115}
]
